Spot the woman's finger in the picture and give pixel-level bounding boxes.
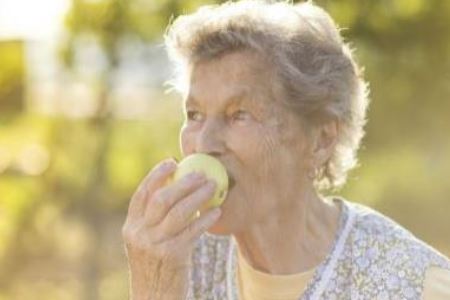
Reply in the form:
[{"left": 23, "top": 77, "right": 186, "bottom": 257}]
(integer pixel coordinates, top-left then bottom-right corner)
[
  {"left": 162, "top": 207, "right": 222, "bottom": 249},
  {"left": 157, "top": 181, "right": 216, "bottom": 238},
  {"left": 144, "top": 172, "right": 207, "bottom": 227},
  {"left": 127, "top": 159, "right": 177, "bottom": 221}
]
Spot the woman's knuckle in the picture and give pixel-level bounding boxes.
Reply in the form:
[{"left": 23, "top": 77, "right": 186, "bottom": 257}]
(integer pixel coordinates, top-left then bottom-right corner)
[
  {"left": 169, "top": 205, "right": 185, "bottom": 221},
  {"left": 121, "top": 222, "right": 135, "bottom": 238},
  {"left": 123, "top": 233, "right": 137, "bottom": 248},
  {"left": 122, "top": 220, "right": 147, "bottom": 242},
  {"left": 152, "top": 189, "right": 163, "bottom": 202},
  {"left": 153, "top": 202, "right": 170, "bottom": 217},
  {"left": 152, "top": 189, "right": 162, "bottom": 201}
]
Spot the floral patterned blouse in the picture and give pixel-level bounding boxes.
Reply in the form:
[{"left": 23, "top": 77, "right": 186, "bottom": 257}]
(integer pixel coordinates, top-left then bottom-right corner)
[{"left": 187, "top": 197, "right": 450, "bottom": 299}]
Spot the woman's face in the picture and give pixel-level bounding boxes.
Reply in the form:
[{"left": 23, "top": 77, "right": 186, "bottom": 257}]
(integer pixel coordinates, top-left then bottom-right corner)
[{"left": 180, "top": 51, "right": 313, "bottom": 234}]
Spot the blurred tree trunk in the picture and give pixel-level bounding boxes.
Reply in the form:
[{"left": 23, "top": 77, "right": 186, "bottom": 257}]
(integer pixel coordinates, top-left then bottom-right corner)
[{"left": 80, "top": 73, "right": 114, "bottom": 300}]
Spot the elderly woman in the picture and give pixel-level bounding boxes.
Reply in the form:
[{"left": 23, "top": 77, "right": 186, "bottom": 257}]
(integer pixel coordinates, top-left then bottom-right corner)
[{"left": 122, "top": 1, "right": 450, "bottom": 299}]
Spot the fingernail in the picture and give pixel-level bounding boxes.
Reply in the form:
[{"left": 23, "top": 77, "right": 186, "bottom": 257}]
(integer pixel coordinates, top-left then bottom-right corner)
[{"left": 206, "top": 181, "right": 216, "bottom": 190}]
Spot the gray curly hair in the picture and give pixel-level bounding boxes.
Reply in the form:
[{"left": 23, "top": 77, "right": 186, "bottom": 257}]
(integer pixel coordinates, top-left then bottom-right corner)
[{"left": 164, "top": 0, "right": 370, "bottom": 190}]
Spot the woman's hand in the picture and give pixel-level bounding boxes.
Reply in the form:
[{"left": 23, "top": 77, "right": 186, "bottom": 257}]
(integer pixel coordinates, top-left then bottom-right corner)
[{"left": 121, "top": 158, "right": 222, "bottom": 300}]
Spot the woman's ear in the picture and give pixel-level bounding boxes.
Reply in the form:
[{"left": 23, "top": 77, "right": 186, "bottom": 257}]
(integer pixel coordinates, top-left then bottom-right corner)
[{"left": 311, "top": 120, "right": 338, "bottom": 166}]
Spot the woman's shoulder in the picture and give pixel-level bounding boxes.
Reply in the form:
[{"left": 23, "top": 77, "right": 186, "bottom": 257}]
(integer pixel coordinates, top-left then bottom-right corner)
[{"left": 343, "top": 199, "right": 450, "bottom": 270}]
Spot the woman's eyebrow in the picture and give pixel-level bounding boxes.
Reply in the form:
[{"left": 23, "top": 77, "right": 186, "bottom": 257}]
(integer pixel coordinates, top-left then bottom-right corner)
[{"left": 185, "top": 90, "right": 256, "bottom": 107}]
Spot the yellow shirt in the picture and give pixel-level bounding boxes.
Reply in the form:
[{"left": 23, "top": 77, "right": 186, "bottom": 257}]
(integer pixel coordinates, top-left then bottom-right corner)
[
  {"left": 237, "top": 247, "right": 450, "bottom": 300},
  {"left": 422, "top": 266, "right": 450, "bottom": 300},
  {"left": 236, "top": 247, "right": 315, "bottom": 300}
]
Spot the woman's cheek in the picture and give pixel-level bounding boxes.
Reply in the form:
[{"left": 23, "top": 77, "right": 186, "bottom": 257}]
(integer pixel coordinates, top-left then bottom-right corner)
[
  {"left": 239, "top": 121, "right": 271, "bottom": 148},
  {"left": 180, "top": 120, "right": 264, "bottom": 156},
  {"left": 226, "top": 124, "right": 253, "bottom": 149}
]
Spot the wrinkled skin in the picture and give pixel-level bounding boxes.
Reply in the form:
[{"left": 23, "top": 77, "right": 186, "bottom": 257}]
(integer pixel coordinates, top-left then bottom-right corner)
[
  {"left": 180, "top": 50, "right": 340, "bottom": 273},
  {"left": 182, "top": 51, "right": 315, "bottom": 235},
  {"left": 122, "top": 50, "right": 340, "bottom": 300}
]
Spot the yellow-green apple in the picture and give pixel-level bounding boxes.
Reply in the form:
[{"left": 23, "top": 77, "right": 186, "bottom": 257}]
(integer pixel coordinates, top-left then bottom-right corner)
[{"left": 172, "top": 153, "right": 228, "bottom": 215}]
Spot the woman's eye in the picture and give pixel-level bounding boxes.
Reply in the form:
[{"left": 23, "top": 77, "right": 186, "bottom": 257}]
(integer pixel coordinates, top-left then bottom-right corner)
[
  {"left": 232, "top": 110, "right": 251, "bottom": 121},
  {"left": 186, "top": 110, "right": 203, "bottom": 122},
  {"left": 186, "top": 109, "right": 251, "bottom": 123}
]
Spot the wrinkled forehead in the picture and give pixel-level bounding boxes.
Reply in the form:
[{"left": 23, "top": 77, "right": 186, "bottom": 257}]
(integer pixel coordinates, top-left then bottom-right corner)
[{"left": 185, "top": 50, "right": 277, "bottom": 108}]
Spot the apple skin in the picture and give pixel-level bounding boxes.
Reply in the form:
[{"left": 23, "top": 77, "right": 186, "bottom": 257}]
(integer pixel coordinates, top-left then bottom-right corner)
[{"left": 173, "top": 153, "right": 228, "bottom": 213}]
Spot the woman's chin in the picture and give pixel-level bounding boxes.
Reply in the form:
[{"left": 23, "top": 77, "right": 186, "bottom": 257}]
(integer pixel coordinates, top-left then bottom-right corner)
[{"left": 206, "top": 192, "right": 235, "bottom": 235}]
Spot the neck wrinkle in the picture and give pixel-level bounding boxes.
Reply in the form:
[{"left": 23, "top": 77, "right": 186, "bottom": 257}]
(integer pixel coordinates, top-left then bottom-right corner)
[{"left": 232, "top": 193, "right": 341, "bottom": 275}]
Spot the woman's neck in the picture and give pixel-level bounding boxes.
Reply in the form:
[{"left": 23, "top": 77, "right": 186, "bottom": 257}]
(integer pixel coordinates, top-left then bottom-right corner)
[{"left": 232, "top": 191, "right": 341, "bottom": 275}]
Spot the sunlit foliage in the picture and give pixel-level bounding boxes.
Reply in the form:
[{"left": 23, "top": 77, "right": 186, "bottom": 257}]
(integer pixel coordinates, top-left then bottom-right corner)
[{"left": 1, "top": 0, "right": 449, "bottom": 299}]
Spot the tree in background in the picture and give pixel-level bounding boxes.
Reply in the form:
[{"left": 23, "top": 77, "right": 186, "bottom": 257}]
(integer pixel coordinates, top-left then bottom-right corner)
[
  {"left": 0, "top": 0, "right": 449, "bottom": 299},
  {"left": 0, "top": 41, "right": 26, "bottom": 115}
]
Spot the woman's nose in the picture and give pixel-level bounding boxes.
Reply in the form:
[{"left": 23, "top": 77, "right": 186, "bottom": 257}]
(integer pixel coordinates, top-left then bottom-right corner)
[{"left": 195, "top": 119, "right": 226, "bottom": 155}]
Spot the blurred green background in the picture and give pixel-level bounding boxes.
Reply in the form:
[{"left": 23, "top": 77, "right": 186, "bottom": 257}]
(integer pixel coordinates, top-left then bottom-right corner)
[{"left": 0, "top": 0, "right": 449, "bottom": 299}]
